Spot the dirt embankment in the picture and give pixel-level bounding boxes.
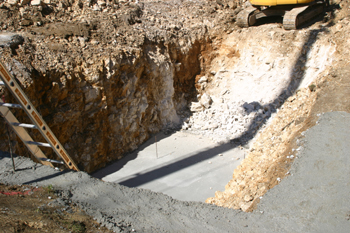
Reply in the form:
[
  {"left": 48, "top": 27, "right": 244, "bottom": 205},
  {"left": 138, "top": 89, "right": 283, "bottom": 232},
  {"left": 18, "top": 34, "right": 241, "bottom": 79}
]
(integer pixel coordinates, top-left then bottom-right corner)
[
  {"left": 0, "top": 0, "right": 239, "bottom": 172},
  {"left": 206, "top": 0, "right": 350, "bottom": 211}
]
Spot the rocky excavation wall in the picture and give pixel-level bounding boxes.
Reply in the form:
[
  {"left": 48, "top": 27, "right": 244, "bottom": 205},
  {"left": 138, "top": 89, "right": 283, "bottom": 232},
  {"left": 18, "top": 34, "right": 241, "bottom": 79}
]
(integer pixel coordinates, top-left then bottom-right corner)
[
  {"left": 0, "top": 0, "right": 237, "bottom": 172},
  {"left": 0, "top": 34, "right": 211, "bottom": 172}
]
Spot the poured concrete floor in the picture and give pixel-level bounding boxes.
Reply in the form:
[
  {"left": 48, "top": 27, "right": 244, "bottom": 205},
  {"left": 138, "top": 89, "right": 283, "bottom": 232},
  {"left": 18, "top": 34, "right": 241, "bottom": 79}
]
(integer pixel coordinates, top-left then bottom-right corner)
[{"left": 93, "top": 131, "right": 245, "bottom": 202}]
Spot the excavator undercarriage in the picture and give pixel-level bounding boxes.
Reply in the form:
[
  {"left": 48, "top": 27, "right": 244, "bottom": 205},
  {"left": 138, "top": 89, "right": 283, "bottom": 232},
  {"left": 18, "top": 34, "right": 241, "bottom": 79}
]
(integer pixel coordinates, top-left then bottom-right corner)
[{"left": 237, "top": 1, "right": 326, "bottom": 30}]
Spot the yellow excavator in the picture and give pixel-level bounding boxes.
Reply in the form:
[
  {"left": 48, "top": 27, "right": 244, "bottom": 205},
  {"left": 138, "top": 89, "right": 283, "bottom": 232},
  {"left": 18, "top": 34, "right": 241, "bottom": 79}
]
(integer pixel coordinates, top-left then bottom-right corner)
[{"left": 237, "top": 0, "right": 327, "bottom": 29}]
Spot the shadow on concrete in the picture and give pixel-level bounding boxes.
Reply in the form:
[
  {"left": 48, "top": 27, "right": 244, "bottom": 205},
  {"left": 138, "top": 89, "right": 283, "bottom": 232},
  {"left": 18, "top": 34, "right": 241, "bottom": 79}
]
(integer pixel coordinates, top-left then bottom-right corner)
[
  {"left": 92, "top": 132, "right": 171, "bottom": 179},
  {"left": 117, "top": 143, "right": 235, "bottom": 187}
]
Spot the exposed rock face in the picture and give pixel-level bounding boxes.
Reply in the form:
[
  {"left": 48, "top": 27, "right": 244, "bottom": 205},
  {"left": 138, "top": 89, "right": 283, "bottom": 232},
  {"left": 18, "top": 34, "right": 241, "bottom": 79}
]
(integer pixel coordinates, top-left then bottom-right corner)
[
  {"left": 0, "top": 0, "right": 238, "bottom": 172},
  {"left": 184, "top": 25, "right": 335, "bottom": 145},
  {"left": 0, "top": 36, "right": 202, "bottom": 173}
]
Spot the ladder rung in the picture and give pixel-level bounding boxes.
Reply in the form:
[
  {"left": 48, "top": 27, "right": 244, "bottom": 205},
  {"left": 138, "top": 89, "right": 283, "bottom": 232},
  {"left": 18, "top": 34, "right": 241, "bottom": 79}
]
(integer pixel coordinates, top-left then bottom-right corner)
[
  {"left": 39, "top": 158, "right": 64, "bottom": 164},
  {"left": 0, "top": 103, "right": 23, "bottom": 109},
  {"left": 26, "top": 141, "right": 52, "bottom": 148},
  {"left": 0, "top": 81, "right": 4, "bottom": 86},
  {"left": 1, "top": 61, "right": 80, "bottom": 171},
  {"left": 11, "top": 122, "right": 38, "bottom": 129}
]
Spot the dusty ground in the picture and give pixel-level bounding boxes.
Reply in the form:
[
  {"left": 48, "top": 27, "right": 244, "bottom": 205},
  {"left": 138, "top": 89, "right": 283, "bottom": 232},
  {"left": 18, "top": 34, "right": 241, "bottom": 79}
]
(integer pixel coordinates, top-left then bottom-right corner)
[
  {"left": 0, "top": 183, "right": 113, "bottom": 233},
  {"left": 0, "top": 110, "right": 350, "bottom": 232}
]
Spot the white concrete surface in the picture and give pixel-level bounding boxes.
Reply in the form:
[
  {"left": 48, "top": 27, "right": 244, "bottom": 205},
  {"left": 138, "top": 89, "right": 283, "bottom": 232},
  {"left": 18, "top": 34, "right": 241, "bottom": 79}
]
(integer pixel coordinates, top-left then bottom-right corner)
[{"left": 93, "top": 131, "right": 245, "bottom": 202}]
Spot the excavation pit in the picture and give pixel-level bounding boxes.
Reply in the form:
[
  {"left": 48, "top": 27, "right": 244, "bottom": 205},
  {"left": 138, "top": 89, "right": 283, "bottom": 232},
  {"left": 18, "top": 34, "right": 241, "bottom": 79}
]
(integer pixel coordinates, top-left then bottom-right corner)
[{"left": 1, "top": 0, "right": 350, "bottom": 231}]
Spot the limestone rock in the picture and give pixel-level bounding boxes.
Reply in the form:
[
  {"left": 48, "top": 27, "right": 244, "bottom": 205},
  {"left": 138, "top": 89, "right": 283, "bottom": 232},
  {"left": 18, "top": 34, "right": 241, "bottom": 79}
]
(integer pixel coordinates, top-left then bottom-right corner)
[
  {"left": 198, "top": 76, "right": 208, "bottom": 83},
  {"left": 97, "top": 0, "right": 106, "bottom": 6},
  {"left": 241, "top": 197, "right": 260, "bottom": 212},
  {"left": 190, "top": 102, "right": 204, "bottom": 112},
  {"left": 200, "top": 93, "right": 212, "bottom": 109},
  {"left": 240, "top": 202, "right": 251, "bottom": 212},
  {"left": 31, "top": 0, "right": 41, "bottom": 6},
  {"left": 7, "top": 0, "right": 19, "bottom": 5},
  {"left": 182, "top": 122, "right": 189, "bottom": 130}
]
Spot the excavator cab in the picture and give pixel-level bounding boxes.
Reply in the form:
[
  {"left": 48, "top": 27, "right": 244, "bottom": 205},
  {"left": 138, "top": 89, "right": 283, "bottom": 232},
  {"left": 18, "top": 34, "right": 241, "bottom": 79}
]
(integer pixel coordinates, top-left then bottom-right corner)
[{"left": 237, "top": 0, "right": 326, "bottom": 29}]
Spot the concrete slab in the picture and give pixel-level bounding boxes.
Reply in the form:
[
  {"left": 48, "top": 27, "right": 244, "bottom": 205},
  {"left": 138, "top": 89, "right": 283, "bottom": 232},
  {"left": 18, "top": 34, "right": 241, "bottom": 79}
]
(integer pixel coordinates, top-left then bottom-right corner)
[{"left": 93, "top": 131, "right": 245, "bottom": 202}]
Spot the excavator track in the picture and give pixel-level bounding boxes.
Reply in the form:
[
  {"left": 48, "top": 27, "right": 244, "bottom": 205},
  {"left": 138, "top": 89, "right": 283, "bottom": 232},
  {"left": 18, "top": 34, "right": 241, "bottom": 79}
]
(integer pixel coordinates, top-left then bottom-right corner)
[
  {"left": 237, "top": 6, "right": 258, "bottom": 28},
  {"left": 283, "top": 2, "right": 325, "bottom": 30},
  {"left": 237, "top": 1, "right": 325, "bottom": 29}
]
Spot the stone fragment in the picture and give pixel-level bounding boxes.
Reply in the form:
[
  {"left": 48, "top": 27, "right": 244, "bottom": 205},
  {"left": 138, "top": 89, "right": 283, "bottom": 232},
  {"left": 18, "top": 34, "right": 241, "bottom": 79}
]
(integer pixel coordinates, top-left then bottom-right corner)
[
  {"left": 244, "top": 195, "right": 253, "bottom": 202},
  {"left": 190, "top": 102, "right": 204, "bottom": 112},
  {"left": 7, "top": 0, "right": 19, "bottom": 5},
  {"left": 335, "top": 23, "right": 342, "bottom": 32},
  {"left": 93, "top": 4, "right": 101, "bottom": 11},
  {"left": 209, "top": 122, "right": 219, "bottom": 129},
  {"left": 97, "top": 0, "right": 106, "bottom": 6},
  {"left": 31, "top": 0, "right": 41, "bottom": 6},
  {"left": 200, "top": 93, "right": 212, "bottom": 109},
  {"left": 90, "top": 39, "right": 99, "bottom": 45},
  {"left": 240, "top": 202, "right": 253, "bottom": 212},
  {"left": 20, "top": 19, "right": 33, "bottom": 26},
  {"left": 182, "top": 122, "right": 189, "bottom": 130},
  {"left": 57, "top": 1, "right": 64, "bottom": 8},
  {"left": 198, "top": 76, "right": 208, "bottom": 83},
  {"left": 19, "top": 7, "right": 26, "bottom": 16},
  {"left": 78, "top": 37, "right": 86, "bottom": 47}
]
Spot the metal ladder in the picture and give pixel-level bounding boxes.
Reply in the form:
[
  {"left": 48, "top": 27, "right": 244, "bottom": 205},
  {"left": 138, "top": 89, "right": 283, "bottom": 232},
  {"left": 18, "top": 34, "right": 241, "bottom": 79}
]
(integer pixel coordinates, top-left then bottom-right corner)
[{"left": 0, "top": 61, "right": 79, "bottom": 171}]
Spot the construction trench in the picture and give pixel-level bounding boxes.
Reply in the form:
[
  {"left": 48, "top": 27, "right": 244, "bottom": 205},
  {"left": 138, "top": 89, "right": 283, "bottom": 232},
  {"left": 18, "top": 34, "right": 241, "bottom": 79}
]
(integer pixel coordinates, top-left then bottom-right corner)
[{"left": 1, "top": 0, "right": 350, "bottom": 232}]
